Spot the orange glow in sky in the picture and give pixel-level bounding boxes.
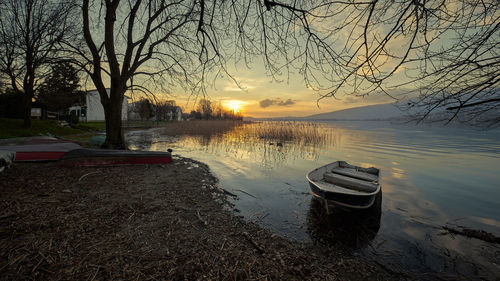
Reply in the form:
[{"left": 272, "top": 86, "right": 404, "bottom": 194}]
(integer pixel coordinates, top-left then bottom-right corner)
[{"left": 223, "top": 100, "right": 246, "bottom": 113}]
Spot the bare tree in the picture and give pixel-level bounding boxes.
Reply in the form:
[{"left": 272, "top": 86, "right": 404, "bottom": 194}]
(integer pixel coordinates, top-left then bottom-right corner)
[
  {"left": 69, "top": 0, "right": 212, "bottom": 148},
  {"left": 197, "top": 98, "right": 213, "bottom": 120},
  {"left": 154, "top": 99, "right": 177, "bottom": 121},
  {"left": 69, "top": 0, "right": 499, "bottom": 148},
  {"left": 134, "top": 98, "right": 154, "bottom": 121},
  {"left": 259, "top": 1, "right": 500, "bottom": 127},
  {"left": 189, "top": 99, "right": 241, "bottom": 120},
  {"left": 0, "top": 0, "right": 76, "bottom": 127}
]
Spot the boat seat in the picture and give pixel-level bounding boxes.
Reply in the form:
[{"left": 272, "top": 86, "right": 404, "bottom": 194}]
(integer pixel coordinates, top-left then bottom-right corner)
[
  {"left": 331, "top": 167, "right": 378, "bottom": 182},
  {"left": 324, "top": 172, "right": 378, "bottom": 193}
]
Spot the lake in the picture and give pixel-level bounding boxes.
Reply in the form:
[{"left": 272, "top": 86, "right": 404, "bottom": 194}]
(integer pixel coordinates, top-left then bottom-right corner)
[{"left": 127, "top": 121, "right": 500, "bottom": 280}]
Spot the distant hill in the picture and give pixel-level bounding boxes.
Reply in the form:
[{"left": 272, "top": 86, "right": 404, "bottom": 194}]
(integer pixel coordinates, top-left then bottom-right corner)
[
  {"left": 245, "top": 103, "right": 405, "bottom": 121},
  {"left": 246, "top": 100, "right": 498, "bottom": 127},
  {"left": 302, "top": 103, "right": 404, "bottom": 121}
]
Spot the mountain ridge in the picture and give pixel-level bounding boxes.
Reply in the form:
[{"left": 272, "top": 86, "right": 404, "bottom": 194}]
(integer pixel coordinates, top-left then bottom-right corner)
[{"left": 245, "top": 103, "right": 405, "bottom": 121}]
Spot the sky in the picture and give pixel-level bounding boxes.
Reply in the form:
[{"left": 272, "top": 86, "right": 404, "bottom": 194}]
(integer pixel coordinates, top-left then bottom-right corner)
[
  {"left": 86, "top": 56, "right": 397, "bottom": 119},
  {"left": 140, "top": 5, "right": 415, "bottom": 119},
  {"left": 76, "top": 1, "right": 496, "bottom": 119},
  {"left": 116, "top": 5, "right": 406, "bottom": 118},
  {"left": 165, "top": 62, "right": 397, "bottom": 118}
]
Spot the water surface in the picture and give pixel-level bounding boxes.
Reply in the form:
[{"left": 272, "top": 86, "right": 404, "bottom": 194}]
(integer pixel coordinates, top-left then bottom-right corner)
[{"left": 128, "top": 121, "right": 500, "bottom": 280}]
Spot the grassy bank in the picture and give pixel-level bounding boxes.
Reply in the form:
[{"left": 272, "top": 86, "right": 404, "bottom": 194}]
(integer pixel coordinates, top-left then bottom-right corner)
[
  {"left": 0, "top": 118, "right": 200, "bottom": 146},
  {"left": 0, "top": 119, "right": 108, "bottom": 147},
  {"left": 73, "top": 121, "right": 106, "bottom": 131},
  {"left": 0, "top": 118, "right": 85, "bottom": 139}
]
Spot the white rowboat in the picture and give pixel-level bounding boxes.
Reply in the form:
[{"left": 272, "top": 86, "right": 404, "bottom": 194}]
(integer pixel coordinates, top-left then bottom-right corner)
[{"left": 307, "top": 161, "right": 381, "bottom": 213}]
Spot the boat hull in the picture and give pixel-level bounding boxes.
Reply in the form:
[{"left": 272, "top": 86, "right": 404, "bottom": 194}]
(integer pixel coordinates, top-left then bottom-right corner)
[
  {"left": 0, "top": 139, "right": 83, "bottom": 162},
  {"left": 60, "top": 148, "right": 172, "bottom": 166},
  {"left": 307, "top": 161, "right": 381, "bottom": 211},
  {"left": 308, "top": 181, "right": 378, "bottom": 210},
  {"left": 14, "top": 151, "right": 69, "bottom": 161}
]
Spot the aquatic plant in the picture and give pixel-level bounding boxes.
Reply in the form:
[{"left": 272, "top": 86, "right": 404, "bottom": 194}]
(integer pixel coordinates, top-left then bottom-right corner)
[{"left": 239, "top": 121, "right": 335, "bottom": 146}]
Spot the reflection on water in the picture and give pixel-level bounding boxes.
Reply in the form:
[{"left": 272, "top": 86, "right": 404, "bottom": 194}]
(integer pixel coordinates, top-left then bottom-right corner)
[
  {"left": 307, "top": 193, "right": 382, "bottom": 251},
  {"left": 127, "top": 121, "right": 500, "bottom": 280},
  {"left": 143, "top": 121, "right": 342, "bottom": 169}
]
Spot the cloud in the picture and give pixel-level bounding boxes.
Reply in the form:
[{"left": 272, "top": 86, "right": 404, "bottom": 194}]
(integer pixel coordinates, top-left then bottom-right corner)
[
  {"left": 259, "top": 98, "right": 295, "bottom": 108},
  {"left": 259, "top": 99, "right": 274, "bottom": 108}
]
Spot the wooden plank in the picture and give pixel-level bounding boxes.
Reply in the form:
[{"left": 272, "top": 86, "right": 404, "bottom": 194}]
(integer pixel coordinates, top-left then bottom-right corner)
[
  {"left": 331, "top": 167, "right": 378, "bottom": 182},
  {"left": 324, "top": 172, "right": 378, "bottom": 193}
]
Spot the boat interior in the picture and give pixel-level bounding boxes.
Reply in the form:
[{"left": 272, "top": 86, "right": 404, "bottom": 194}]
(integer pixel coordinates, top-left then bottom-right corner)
[{"left": 308, "top": 161, "right": 380, "bottom": 194}]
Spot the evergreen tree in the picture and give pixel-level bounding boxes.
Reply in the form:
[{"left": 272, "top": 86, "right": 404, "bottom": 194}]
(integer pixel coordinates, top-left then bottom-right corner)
[{"left": 37, "top": 62, "right": 83, "bottom": 112}]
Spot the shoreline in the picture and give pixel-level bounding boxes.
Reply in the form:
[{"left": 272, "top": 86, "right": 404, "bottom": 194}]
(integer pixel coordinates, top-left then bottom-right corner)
[{"left": 0, "top": 158, "right": 402, "bottom": 280}]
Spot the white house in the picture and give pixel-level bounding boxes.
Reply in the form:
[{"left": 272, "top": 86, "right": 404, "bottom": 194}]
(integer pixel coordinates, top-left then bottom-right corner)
[
  {"left": 69, "top": 89, "right": 128, "bottom": 122},
  {"left": 167, "top": 106, "right": 183, "bottom": 121}
]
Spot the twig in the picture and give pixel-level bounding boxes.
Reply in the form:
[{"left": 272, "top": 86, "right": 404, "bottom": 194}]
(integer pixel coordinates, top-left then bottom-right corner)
[
  {"left": 373, "top": 260, "right": 409, "bottom": 277},
  {"left": 38, "top": 251, "right": 51, "bottom": 263},
  {"left": 128, "top": 211, "right": 136, "bottom": 221},
  {"left": 0, "top": 213, "right": 15, "bottom": 220},
  {"left": 275, "top": 252, "right": 286, "bottom": 267},
  {"left": 242, "top": 232, "right": 264, "bottom": 254},
  {"left": 218, "top": 187, "right": 237, "bottom": 197},
  {"left": 196, "top": 209, "right": 208, "bottom": 225},
  {"left": 9, "top": 253, "right": 29, "bottom": 265},
  {"left": 31, "top": 257, "right": 44, "bottom": 273},
  {"left": 89, "top": 266, "right": 99, "bottom": 281},
  {"left": 259, "top": 213, "right": 269, "bottom": 220},
  {"left": 443, "top": 226, "right": 500, "bottom": 244},
  {"left": 174, "top": 205, "right": 192, "bottom": 212},
  {"left": 232, "top": 189, "right": 258, "bottom": 199},
  {"left": 37, "top": 267, "right": 54, "bottom": 274},
  {"left": 79, "top": 171, "right": 100, "bottom": 182}
]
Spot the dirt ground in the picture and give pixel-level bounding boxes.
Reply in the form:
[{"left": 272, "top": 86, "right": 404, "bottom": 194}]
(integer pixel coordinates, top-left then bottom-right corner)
[{"left": 0, "top": 158, "right": 406, "bottom": 280}]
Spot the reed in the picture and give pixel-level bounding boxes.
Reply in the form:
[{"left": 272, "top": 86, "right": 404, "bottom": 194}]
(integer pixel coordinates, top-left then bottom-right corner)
[
  {"left": 160, "top": 120, "right": 334, "bottom": 147},
  {"left": 240, "top": 121, "right": 332, "bottom": 145}
]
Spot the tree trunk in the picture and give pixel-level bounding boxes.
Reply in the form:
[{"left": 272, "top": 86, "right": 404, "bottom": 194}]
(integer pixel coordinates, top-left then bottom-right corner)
[
  {"left": 23, "top": 94, "right": 32, "bottom": 128},
  {"left": 102, "top": 87, "right": 126, "bottom": 149},
  {"left": 103, "top": 104, "right": 126, "bottom": 149},
  {"left": 23, "top": 91, "right": 32, "bottom": 128}
]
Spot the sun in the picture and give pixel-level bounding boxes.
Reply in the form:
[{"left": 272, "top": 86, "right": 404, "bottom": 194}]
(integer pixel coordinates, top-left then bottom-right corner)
[{"left": 223, "top": 100, "right": 245, "bottom": 113}]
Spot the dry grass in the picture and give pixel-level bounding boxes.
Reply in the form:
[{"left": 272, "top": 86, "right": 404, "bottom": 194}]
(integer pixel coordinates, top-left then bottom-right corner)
[
  {"left": 0, "top": 161, "right": 399, "bottom": 280},
  {"left": 241, "top": 121, "right": 333, "bottom": 145},
  {"left": 159, "top": 120, "right": 334, "bottom": 148}
]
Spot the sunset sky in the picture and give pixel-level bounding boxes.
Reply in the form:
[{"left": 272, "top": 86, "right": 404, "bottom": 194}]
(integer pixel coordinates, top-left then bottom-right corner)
[
  {"left": 167, "top": 62, "right": 397, "bottom": 118},
  {"left": 84, "top": 2, "right": 443, "bottom": 118},
  {"left": 68, "top": 1, "right": 492, "bottom": 120}
]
